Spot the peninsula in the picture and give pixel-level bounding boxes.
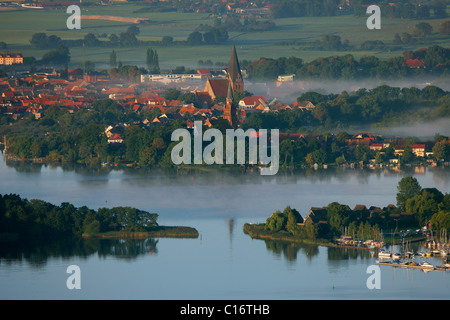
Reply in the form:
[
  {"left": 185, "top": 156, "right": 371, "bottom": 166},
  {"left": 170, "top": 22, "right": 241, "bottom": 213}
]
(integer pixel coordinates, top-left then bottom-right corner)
[
  {"left": 0, "top": 193, "right": 199, "bottom": 241},
  {"left": 244, "top": 177, "right": 449, "bottom": 248}
]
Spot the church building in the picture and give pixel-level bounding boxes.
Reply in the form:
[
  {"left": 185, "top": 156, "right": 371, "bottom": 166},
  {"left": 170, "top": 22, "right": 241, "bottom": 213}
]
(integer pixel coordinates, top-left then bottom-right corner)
[{"left": 201, "top": 45, "right": 244, "bottom": 128}]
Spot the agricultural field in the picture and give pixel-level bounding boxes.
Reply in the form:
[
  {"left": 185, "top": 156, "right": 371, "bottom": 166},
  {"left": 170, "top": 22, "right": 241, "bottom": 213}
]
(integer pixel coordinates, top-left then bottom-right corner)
[{"left": 0, "top": 3, "right": 448, "bottom": 70}]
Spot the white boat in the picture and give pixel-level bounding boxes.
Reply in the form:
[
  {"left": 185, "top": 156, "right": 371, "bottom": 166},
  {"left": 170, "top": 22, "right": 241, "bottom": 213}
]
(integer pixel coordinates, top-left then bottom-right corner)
[
  {"left": 392, "top": 252, "right": 401, "bottom": 260},
  {"left": 21, "top": 3, "right": 44, "bottom": 9},
  {"left": 420, "top": 262, "right": 434, "bottom": 269},
  {"left": 378, "top": 250, "right": 391, "bottom": 258}
]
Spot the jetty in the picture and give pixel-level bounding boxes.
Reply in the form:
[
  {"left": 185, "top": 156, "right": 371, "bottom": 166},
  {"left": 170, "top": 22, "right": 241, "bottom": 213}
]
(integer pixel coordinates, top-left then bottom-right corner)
[{"left": 376, "top": 261, "right": 450, "bottom": 272}]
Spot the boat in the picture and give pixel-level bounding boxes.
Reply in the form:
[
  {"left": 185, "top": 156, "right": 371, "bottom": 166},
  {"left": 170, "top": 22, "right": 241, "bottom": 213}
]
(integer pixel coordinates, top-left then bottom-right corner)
[
  {"left": 420, "top": 262, "right": 434, "bottom": 269},
  {"left": 392, "top": 252, "right": 401, "bottom": 260},
  {"left": 21, "top": 3, "right": 44, "bottom": 8},
  {"left": 378, "top": 250, "right": 391, "bottom": 258},
  {"left": 417, "top": 251, "right": 427, "bottom": 257}
]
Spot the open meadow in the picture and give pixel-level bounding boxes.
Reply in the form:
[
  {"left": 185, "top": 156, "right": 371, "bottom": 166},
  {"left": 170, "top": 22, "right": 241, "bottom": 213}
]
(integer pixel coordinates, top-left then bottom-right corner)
[{"left": 0, "top": 3, "right": 449, "bottom": 70}]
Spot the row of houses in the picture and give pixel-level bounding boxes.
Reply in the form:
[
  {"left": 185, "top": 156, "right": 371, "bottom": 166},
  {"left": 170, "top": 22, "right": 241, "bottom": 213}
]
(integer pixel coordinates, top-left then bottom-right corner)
[
  {"left": 0, "top": 53, "right": 23, "bottom": 66},
  {"left": 346, "top": 131, "right": 435, "bottom": 158}
]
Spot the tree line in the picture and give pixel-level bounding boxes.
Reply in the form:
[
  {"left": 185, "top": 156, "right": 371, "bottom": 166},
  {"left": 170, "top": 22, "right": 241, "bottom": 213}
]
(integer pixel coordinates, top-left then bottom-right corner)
[
  {"left": 243, "top": 84, "right": 448, "bottom": 129},
  {"left": 270, "top": 0, "right": 447, "bottom": 19},
  {"left": 243, "top": 45, "right": 450, "bottom": 80},
  {"left": 0, "top": 193, "right": 159, "bottom": 240},
  {"left": 29, "top": 24, "right": 229, "bottom": 52}
]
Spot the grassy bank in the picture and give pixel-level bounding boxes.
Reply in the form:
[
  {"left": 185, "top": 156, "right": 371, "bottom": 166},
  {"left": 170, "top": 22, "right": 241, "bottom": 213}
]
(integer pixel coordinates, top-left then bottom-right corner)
[
  {"left": 83, "top": 226, "right": 199, "bottom": 239},
  {"left": 243, "top": 223, "right": 332, "bottom": 247}
]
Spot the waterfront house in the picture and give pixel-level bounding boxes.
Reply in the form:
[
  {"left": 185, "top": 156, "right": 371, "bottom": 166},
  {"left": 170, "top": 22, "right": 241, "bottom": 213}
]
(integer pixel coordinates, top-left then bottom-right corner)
[
  {"left": 107, "top": 133, "right": 123, "bottom": 144},
  {"left": 410, "top": 144, "right": 426, "bottom": 157},
  {"left": 394, "top": 145, "right": 405, "bottom": 156},
  {"left": 369, "top": 143, "right": 384, "bottom": 151},
  {"left": 346, "top": 132, "right": 375, "bottom": 145},
  {"left": 299, "top": 207, "right": 328, "bottom": 225},
  {"left": 294, "top": 100, "right": 315, "bottom": 112},
  {"left": 238, "top": 96, "right": 268, "bottom": 109}
]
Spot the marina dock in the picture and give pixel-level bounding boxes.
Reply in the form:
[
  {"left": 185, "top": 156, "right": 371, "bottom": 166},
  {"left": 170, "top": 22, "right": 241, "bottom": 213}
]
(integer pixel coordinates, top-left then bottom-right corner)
[{"left": 376, "top": 261, "right": 450, "bottom": 272}]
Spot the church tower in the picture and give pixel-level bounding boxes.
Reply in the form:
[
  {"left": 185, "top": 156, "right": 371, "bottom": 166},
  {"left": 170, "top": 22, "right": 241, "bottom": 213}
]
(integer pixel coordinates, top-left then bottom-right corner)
[
  {"left": 223, "top": 81, "right": 237, "bottom": 128},
  {"left": 227, "top": 44, "right": 244, "bottom": 95}
]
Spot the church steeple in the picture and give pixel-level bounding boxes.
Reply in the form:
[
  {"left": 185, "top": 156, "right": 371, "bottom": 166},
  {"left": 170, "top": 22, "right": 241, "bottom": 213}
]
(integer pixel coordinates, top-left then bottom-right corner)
[
  {"left": 227, "top": 44, "right": 243, "bottom": 95},
  {"left": 223, "top": 81, "right": 237, "bottom": 128}
]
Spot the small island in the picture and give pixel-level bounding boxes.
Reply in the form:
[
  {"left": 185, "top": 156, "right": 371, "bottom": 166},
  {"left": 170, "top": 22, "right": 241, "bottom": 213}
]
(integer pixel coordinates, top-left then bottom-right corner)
[{"left": 0, "top": 193, "right": 199, "bottom": 241}]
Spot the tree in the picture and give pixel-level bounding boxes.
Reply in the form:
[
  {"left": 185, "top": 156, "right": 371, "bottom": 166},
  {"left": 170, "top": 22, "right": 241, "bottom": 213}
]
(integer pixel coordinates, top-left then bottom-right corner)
[
  {"left": 84, "top": 33, "right": 101, "bottom": 47},
  {"left": 326, "top": 202, "right": 351, "bottom": 236},
  {"left": 202, "top": 27, "right": 228, "bottom": 44},
  {"left": 400, "top": 145, "right": 415, "bottom": 164},
  {"left": 40, "top": 46, "right": 70, "bottom": 66},
  {"left": 146, "top": 48, "right": 160, "bottom": 73},
  {"left": 432, "top": 141, "right": 450, "bottom": 161},
  {"left": 284, "top": 206, "right": 303, "bottom": 233},
  {"left": 414, "top": 22, "right": 433, "bottom": 38},
  {"left": 311, "top": 149, "right": 327, "bottom": 164},
  {"left": 355, "top": 143, "right": 371, "bottom": 163},
  {"left": 406, "top": 190, "right": 441, "bottom": 226},
  {"left": 322, "top": 34, "right": 342, "bottom": 50},
  {"left": 162, "top": 36, "right": 173, "bottom": 45},
  {"left": 30, "top": 33, "right": 49, "bottom": 49},
  {"left": 119, "top": 32, "right": 139, "bottom": 46},
  {"left": 109, "top": 50, "right": 117, "bottom": 68},
  {"left": 438, "top": 20, "right": 450, "bottom": 35},
  {"left": 265, "top": 210, "right": 286, "bottom": 232},
  {"left": 127, "top": 25, "right": 140, "bottom": 36},
  {"left": 396, "top": 176, "right": 422, "bottom": 210},
  {"left": 187, "top": 31, "right": 203, "bottom": 45},
  {"left": 109, "top": 33, "right": 120, "bottom": 46}
]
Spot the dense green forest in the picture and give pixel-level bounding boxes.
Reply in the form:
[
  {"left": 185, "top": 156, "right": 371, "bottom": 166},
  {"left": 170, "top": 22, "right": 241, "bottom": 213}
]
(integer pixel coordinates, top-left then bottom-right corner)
[
  {"left": 243, "top": 84, "right": 450, "bottom": 130},
  {"left": 0, "top": 193, "right": 159, "bottom": 240},
  {"left": 270, "top": 0, "right": 448, "bottom": 19},
  {"left": 244, "top": 177, "right": 450, "bottom": 241}
]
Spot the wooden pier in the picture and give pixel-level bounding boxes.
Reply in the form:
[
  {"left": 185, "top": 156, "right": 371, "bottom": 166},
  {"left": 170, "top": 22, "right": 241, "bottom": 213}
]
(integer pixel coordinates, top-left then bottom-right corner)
[{"left": 377, "top": 261, "right": 449, "bottom": 272}]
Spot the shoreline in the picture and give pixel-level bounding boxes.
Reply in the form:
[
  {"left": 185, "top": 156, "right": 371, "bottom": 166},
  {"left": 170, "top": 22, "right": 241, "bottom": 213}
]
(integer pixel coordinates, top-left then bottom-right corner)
[
  {"left": 243, "top": 223, "right": 428, "bottom": 251},
  {"left": 2, "top": 152, "right": 449, "bottom": 172}
]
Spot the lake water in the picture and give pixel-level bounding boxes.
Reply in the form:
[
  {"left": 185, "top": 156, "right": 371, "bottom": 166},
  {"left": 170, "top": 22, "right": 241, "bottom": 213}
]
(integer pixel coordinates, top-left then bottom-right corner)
[{"left": 0, "top": 155, "right": 449, "bottom": 300}]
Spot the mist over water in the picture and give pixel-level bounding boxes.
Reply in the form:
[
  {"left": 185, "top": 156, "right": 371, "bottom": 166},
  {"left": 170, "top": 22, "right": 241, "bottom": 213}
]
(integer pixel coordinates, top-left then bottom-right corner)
[
  {"left": 373, "top": 118, "right": 450, "bottom": 139},
  {"left": 245, "top": 77, "right": 449, "bottom": 103}
]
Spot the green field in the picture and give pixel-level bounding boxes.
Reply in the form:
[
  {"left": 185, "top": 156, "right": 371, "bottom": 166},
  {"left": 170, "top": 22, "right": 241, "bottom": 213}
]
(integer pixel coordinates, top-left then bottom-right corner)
[{"left": 0, "top": 3, "right": 449, "bottom": 70}]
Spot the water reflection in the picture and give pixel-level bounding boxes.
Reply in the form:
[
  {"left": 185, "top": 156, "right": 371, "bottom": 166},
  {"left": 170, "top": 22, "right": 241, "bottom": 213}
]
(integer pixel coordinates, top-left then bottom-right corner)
[
  {"left": 0, "top": 237, "right": 158, "bottom": 268},
  {"left": 4, "top": 155, "right": 450, "bottom": 188},
  {"left": 262, "top": 240, "right": 320, "bottom": 262},
  {"left": 327, "top": 246, "right": 373, "bottom": 262}
]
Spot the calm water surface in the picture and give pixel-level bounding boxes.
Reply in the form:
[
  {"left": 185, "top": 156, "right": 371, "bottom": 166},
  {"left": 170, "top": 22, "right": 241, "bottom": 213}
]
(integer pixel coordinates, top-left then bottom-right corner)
[{"left": 1, "top": 155, "right": 449, "bottom": 300}]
